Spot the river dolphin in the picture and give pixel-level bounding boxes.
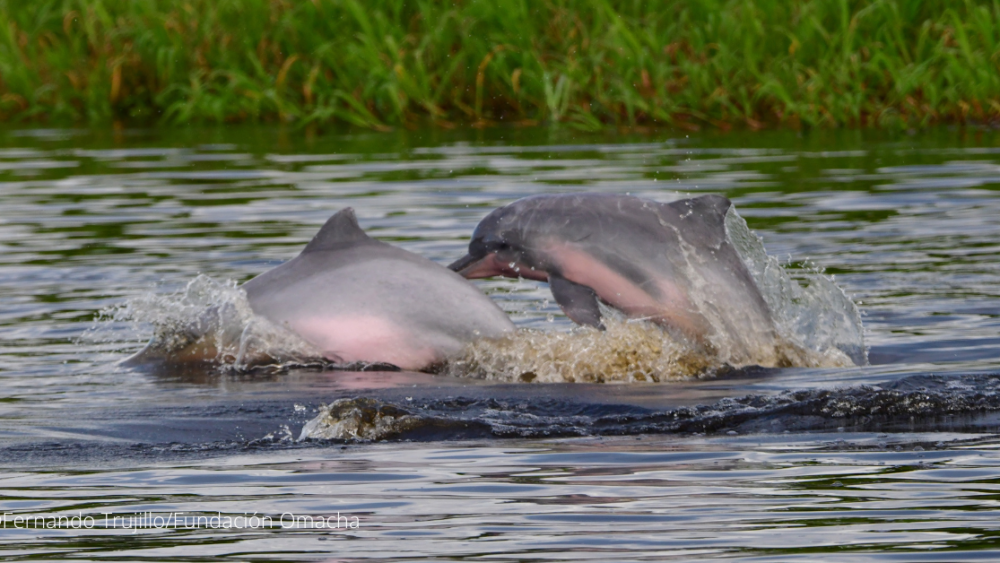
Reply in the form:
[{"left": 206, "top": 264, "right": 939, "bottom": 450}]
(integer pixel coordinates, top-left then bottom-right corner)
[
  {"left": 448, "top": 193, "right": 778, "bottom": 356},
  {"left": 131, "top": 208, "right": 515, "bottom": 371}
]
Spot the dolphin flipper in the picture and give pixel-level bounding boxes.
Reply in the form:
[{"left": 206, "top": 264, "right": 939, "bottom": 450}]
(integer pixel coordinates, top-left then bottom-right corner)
[{"left": 550, "top": 274, "right": 605, "bottom": 330}]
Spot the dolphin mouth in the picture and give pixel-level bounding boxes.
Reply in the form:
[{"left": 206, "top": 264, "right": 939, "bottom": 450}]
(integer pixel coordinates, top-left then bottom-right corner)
[{"left": 447, "top": 253, "right": 483, "bottom": 276}]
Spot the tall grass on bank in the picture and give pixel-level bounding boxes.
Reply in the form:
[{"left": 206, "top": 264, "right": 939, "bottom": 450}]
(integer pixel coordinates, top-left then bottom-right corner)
[{"left": 1, "top": 0, "right": 999, "bottom": 130}]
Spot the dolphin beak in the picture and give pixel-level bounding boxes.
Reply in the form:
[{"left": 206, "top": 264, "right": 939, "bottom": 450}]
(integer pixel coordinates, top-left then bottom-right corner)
[
  {"left": 448, "top": 253, "right": 494, "bottom": 279},
  {"left": 448, "top": 253, "right": 480, "bottom": 274}
]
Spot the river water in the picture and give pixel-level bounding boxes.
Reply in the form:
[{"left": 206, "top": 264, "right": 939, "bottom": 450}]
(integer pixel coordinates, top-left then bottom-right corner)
[{"left": 2, "top": 125, "right": 1000, "bottom": 560}]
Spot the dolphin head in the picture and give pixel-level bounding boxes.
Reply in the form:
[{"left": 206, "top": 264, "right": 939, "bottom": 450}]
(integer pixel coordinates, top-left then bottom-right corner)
[{"left": 448, "top": 204, "right": 546, "bottom": 280}]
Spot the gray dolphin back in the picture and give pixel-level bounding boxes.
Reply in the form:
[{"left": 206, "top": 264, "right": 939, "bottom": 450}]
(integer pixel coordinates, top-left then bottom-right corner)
[{"left": 242, "top": 208, "right": 514, "bottom": 369}]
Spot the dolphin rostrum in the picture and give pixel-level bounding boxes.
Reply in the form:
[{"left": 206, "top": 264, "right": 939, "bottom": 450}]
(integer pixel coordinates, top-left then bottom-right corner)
[
  {"left": 131, "top": 208, "right": 515, "bottom": 371},
  {"left": 448, "top": 193, "right": 778, "bottom": 358}
]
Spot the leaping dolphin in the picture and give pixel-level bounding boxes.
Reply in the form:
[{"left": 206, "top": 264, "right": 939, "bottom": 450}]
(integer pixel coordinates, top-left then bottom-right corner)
[
  {"left": 131, "top": 208, "right": 515, "bottom": 371},
  {"left": 448, "top": 193, "right": 778, "bottom": 358}
]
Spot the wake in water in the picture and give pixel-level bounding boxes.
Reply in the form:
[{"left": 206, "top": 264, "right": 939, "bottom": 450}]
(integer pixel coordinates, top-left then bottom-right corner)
[
  {"left": 298, "top": 374, "right": 1000, "bottom": 442},
  {"left": 104, "top": 205, "right": 864, "bottom": 380}
]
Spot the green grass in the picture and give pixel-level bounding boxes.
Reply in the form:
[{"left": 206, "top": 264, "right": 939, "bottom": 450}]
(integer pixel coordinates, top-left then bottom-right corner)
[{"left": 1, "top": 0, "right": 999, "bottom": 130}]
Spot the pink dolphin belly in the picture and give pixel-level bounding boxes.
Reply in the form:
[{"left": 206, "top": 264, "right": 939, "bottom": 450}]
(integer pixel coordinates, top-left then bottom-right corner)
[
  {"left": 291, "top": 315, "right": 441, "bottom": 370},
  {"left": 546, "top": 243, "right": 710, "bottom": 340}
]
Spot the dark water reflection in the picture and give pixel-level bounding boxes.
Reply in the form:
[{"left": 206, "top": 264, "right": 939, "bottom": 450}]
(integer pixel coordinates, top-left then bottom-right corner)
[
  {"left": 4, "top": 437, "right": 1000, "bottom": 561},
  {"left": 2, "top": 125, "right": 1000, "bottom": 560}
]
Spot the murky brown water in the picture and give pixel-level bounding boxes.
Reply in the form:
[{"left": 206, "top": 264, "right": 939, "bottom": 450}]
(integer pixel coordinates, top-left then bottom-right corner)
[{"left": 2, "top": 125, "right": 1000, "bottom": 560}]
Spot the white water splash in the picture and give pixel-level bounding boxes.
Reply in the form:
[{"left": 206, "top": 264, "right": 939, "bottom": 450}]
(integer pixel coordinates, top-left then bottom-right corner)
[
  {"left": 449, "top": 315, "right": 853, "bottom": 384},
  {"left": 298, "top": 398, "right": 421, "bottom": 441},
  {"left": 725, "top": 208, "right": 867, "bottom": 366},
  {"left": 104, "top": 274, "right": 323, "bottom": 370}
]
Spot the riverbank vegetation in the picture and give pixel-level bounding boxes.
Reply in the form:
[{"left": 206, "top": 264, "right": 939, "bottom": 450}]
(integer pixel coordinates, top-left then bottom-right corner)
[{"left": 1, "top": 0, "right": 999, "bottom": 130}]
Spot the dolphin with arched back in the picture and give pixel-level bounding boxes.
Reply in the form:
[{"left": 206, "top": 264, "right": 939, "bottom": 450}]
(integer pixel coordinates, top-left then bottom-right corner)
[
  {"left": 448, "top": 193, "right": 778, "bottom": 358},
  {"left": 129, "top": 208, "right": 515, "bottom": 371}
]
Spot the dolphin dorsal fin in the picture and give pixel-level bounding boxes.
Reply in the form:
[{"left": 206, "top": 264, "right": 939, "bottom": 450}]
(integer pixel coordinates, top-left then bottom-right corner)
[
  {"left": 684, "top": 194, "right": 732, "bottom": 218},
  {"left": 667, "top": 194, "right": 732, "bottom": 248},
  {"left": 302, "top": 208, "right": 372, "bottom": 253}
]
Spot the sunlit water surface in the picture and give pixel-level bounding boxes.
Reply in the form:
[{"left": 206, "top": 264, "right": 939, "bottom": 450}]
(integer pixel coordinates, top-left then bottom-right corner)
[{"left": 2, "top": 126, "right": 1000, "bottom": 560}]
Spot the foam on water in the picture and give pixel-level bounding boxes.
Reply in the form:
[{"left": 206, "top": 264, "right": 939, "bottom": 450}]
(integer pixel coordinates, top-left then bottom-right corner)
[
  {"left": 449, "top": 316, "right": 854, "bottom": 384},
  {"left": 447, "top": 317, "right": 713, "bottom": 383}
]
